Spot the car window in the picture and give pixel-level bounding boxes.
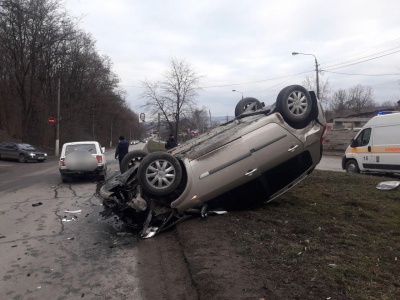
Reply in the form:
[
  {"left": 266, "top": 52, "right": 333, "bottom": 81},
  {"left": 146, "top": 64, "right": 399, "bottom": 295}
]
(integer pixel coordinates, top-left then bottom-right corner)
[
  {"left": 354, "top": 128, "right": 371, "bottom": 147},
  {"left": 17, "top": 143, "right": 35, "bottom": 150},
  {"left": 65, "top": 144, "right": 97, "bottom": 155}
]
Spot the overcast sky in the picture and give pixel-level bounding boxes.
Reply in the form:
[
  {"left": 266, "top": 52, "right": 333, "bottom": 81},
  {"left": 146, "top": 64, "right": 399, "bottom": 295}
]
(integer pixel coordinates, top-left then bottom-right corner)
[{"left": 65, "top": 0, "right": 400, "bottom": 118}]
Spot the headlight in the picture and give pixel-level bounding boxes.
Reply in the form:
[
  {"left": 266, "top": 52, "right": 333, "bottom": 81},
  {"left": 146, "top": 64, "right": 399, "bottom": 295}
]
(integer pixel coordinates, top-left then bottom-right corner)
[
  {"left": 29, "top": 153, "right": 35, "bottom": 157},
  {"left": 44, "top": 153, "right": 47, "bottom": 157}
]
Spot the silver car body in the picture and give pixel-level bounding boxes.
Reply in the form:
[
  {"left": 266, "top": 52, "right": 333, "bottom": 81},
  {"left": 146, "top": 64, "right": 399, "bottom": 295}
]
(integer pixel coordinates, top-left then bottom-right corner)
[
  {"left": 99, "top": 85, "right": 327, "bottom": 238},
  {"left": 170, "top": 105, "right": 325, "bottom": 213}
]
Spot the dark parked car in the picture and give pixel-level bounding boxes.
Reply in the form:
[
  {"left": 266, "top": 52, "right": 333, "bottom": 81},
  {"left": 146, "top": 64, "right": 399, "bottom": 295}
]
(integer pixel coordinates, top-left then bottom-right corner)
[{"left": 0, "top": 142, "right": 47, "bottom": 162}]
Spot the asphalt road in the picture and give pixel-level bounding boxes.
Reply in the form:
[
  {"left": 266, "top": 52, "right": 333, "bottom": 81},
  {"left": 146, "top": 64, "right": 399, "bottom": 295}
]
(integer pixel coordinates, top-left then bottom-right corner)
[
  {"left": 0, "top": 143, "right": 197, "bottom": 299},
  {"left": 0, "top": 149, "right": 343, "bottom": 299},
  {"left": 315, "top": 154, "right": 344, "bottom": 172}
]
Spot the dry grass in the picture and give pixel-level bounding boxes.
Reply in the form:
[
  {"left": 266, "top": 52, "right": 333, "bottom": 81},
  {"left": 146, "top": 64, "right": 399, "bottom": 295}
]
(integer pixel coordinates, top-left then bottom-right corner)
[
  {"left": 224, "top": 170, "right": 400, "bottom": 299},
  {"left": 147, "top": 138, "right": 400, "bottom": 298}
]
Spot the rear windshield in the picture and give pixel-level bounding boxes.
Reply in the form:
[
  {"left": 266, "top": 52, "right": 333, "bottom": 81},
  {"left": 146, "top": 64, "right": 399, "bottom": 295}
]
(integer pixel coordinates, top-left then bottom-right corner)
[
  {"left": 18, "top": 143, "right": 36, "bottom": 150},
  {"left": 65, "top": 144, "right": 97, "bottom": 155}
]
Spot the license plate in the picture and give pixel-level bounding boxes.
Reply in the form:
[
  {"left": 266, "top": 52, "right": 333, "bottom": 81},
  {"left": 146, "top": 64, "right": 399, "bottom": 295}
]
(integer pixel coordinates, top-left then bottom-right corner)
[{"left": 38, "top": 157, "right": 44, "bottom": 159}]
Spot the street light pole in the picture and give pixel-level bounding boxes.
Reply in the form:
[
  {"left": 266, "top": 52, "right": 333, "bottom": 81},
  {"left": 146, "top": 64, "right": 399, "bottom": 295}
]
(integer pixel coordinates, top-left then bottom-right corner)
[
  {"left": 232, "top": 89, "right": 244, "bottom": 99},
  {"left": 292, "top": 52, "right": 320, "bottom": 99}
]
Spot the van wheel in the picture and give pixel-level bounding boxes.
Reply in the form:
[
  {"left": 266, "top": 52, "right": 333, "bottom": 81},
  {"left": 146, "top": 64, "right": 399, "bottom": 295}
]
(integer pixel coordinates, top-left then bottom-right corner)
[{"left": 345, "top": 160, "right": 360, "bottom": 173}]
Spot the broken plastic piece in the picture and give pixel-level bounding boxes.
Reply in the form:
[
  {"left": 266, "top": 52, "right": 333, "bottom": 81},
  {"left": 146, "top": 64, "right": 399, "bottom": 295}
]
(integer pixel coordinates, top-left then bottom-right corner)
[
  {"left": 376, "top": 181, "right": 400, "bottom": 190},
  {"left": 32, "top": 202, "right": 43, "bottom": 207},
  {"left": 64, "top": 210, "right": 82, "bottom": 213}
]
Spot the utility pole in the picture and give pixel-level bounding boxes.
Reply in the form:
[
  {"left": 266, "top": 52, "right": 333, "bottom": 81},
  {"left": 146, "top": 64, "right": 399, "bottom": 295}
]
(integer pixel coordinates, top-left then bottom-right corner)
[
  {"left": 110, "top": 121, "right": 113, "bottom": 148},
  {"left": 55, "top": 77, "right": 60, "bottom": 156},
  {"left": 158, "top": 113, "right": 161, "bottom": 142}
]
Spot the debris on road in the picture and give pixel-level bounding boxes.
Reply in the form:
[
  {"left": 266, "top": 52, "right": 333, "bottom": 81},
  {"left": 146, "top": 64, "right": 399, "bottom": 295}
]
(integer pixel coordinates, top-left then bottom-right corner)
[
  {"left": 32, "top": 202, "right": 42, "bottom": 207},
  {"left": 64, "top": 209, "right": 82, "bottom": 214},
  {"left": 376, "top": 181, "right": 400, "bottom": 190}
]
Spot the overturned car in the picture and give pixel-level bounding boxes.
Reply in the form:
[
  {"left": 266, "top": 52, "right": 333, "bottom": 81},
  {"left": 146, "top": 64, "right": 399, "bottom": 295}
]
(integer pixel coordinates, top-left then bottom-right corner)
[{"left": 98, "top": 85, "right": 327, "bottom": 238}]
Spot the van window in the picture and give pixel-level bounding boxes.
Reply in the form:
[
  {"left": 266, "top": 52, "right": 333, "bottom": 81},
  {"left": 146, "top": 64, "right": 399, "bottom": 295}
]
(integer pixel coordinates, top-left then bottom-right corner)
[{"left": 354, "top": 128, "right": 371, "bottom": 147}]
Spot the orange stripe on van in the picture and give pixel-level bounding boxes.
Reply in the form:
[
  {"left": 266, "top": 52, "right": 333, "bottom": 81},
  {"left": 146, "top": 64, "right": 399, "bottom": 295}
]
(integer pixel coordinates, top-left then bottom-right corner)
[
  {"left": 347, "top": 146, "right": 400, "bottom": 153},
  {"left": 384, "top": 147, "right": 400, "bottom": 152}
]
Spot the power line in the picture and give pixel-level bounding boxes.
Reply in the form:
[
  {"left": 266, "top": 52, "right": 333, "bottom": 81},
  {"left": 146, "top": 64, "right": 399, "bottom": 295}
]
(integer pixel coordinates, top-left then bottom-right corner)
[
  {"left": 321, "top": 37, "right": 400, "bottom": 69},
  {"left": 199, "top": 70, "right": 312, "bottom": 89},
  {"left": 323, "top": 71, "right": 400, "bottom": 76},
  {"left": 323, "top": 49, "right": 400, "bottom": 71}
]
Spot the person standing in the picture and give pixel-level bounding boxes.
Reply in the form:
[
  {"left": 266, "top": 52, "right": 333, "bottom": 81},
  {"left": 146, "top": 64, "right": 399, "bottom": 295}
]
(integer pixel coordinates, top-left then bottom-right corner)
[
  {"left": 115, "top": 135, "right": 129, "bottom": 171},
  {"left": 165, "top": 133, "right": 178, "bottom": 150}
]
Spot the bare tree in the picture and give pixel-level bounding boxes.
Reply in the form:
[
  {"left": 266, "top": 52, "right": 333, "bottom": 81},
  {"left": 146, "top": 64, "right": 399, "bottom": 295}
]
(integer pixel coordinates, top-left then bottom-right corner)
[
  {"left": 346, "top": 84, "right": 375, "bottom": 114},
  {"left": 141, "top": 57, "right": 202, "bottom": 139},
  {"left": 0, "top": 0, "right": 142, "bottom": 148},
  {"left": 329, "top": 89, "right": 348, "bottom": 115},
  {"left": 327, "top": 85, "right": 376, "bottom": 117},
  {"left": 301, "top": 74, "right": 331, "bottom": 107}
]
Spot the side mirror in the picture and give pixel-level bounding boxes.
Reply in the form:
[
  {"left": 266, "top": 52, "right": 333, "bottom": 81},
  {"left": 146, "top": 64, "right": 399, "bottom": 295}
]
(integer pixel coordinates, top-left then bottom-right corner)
[
  {"left": 101, "top": 147, "right": 105, "bottom": 153},
  {"left": 350, "top": 139, "right": 356, "bottom": 148}
]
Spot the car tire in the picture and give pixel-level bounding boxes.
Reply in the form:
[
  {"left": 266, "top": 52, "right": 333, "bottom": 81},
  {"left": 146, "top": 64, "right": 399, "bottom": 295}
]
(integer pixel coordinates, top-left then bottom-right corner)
[
  {"left": 98, "top": 170, "right": 106, "bottom": 181},
  {"left": 121, "top": 150, "right": 148, "bottom": 173},
  {"left": 19, "top": 155, "right": 27, "bottom": 163},
  {"left": 276, "top": 85, "right": 313, "bottom": 129},
  {"left": 138, "top": 152, "right": 182, "bottom": 196},
  {"left": 61, "top": 174, "right": 69, "bottom": 183},
  {"left": 234, "top": 97, "right": 262, "bottom": 117},
  {"left": 345, "top": 159, "right": 360, "bottom": 173}
]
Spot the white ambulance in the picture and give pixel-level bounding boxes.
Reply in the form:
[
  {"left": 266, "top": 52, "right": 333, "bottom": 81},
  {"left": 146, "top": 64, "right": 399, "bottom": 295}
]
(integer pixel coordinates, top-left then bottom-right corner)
[{"left": 342, "top": 112, "right": 400, "bottom": 174}]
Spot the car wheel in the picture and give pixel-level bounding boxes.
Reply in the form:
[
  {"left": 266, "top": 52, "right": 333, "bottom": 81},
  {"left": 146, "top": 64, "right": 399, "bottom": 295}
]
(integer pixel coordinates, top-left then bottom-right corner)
[
  {"left": 121, "top": 150, "right": 148, "bottom": 173},
  {"left": 234, "top": 97, "right": 262, "bottom": 117},
  {"left": 276, "top": 85, "right": 313, "bottom": 128},
  {"left": 98, "top": 170, "right": 106, "bottom": 181},
  {"left": 19, "top": 155, "right": 27, "bottom": 163},
  {"left": 138, "top": 152, "right": 182, "bottom": 196},
  {"left": 345, "top": 159, "right": 360, "bottom": 173},
  {"left": 61, "top": 174, "right": 69, "bottom": 183}
]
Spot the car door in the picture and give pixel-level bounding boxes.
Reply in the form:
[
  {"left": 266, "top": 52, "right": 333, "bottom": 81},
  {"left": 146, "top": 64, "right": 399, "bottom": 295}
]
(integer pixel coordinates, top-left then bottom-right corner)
[
  {"left": 349, "top": 128, "right": 372, "bottom": 171},
  {"left": 8, "top": 143, "right": 20, "bottom": 160},
  {"left": 189, "top": 136, "right": 258, "bottom": 202},
  {"left": 2, "top": 142, "right": 15, "bottom": 159},
  {"left": 0, "top": 142, "right": 8, "bottom": 158},
  {"left": 241, "top": 122, "right": 304, "bottom": 175}
]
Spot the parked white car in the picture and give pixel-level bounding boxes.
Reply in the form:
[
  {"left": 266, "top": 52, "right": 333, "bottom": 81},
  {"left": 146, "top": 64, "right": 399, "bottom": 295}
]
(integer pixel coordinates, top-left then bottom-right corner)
[{"left": 59, "top": 141, "right": 107, "bottom": 183}]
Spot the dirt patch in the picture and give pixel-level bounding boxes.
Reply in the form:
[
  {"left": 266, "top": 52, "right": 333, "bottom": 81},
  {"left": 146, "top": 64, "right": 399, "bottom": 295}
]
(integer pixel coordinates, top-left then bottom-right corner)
[{"left": 174, "top": 170, "right": 400, "bottom": 299}]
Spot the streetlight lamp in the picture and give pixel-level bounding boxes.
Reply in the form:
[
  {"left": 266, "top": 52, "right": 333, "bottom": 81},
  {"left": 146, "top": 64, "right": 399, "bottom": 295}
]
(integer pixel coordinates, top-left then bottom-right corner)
[
  {"left": 292, "top": 52, "right": 320, "bottom": 99},
  {"left": 232, "top": 89, "right": 243, "bottom": 99}
]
